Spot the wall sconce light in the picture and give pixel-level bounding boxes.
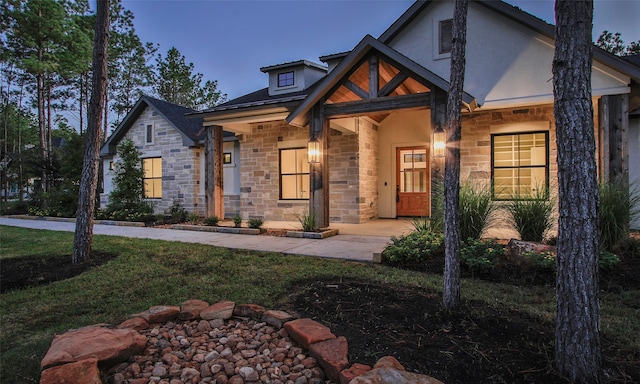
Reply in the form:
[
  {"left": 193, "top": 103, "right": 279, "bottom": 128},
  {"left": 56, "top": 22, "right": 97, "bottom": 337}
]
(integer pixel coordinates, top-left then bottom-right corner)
[
  {"left": 433, "top": 124, "right": 445, "bottom": 158},
  {"left": 308, "top": 137, "right": 320, "bottom": 163}
]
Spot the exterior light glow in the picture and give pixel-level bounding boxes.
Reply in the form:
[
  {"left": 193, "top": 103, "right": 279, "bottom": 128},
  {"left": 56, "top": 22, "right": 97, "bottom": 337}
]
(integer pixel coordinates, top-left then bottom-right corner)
[
  {"left": 308, "top": 137, "right": 320, "bottom": 163},
  {"left": 433, "top": 124, "right": 446, "bottom": 158}
]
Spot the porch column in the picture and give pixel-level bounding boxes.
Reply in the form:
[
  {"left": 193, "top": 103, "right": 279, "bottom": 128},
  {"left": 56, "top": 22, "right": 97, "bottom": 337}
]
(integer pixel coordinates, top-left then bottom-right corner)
[
  {"left": 205, "top": 125, "right": 224, "bottom": 218},
  {"left": 430, "top": 88, "right": 447, "bottom": 216},
  {"left": 309, "top": 103, "right": 330, "bottom": 228},
  {"left": 598, "top": 94, "right": 629, "bottom": 185}
]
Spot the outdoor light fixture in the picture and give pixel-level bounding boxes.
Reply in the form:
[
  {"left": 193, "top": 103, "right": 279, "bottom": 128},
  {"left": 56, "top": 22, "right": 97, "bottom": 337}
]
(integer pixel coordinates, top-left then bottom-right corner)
[
  {"left": 308, "top": 137, "right": 320, "bottom": 163},
  {"left": 433, "top": 124, "right": 445, "bottom": 158}
]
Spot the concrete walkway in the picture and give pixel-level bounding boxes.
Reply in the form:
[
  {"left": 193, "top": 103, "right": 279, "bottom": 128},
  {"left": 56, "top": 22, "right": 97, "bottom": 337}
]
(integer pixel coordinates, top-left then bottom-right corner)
[{"left": 0, "top": 217, "right": 414, "bottom": 262}]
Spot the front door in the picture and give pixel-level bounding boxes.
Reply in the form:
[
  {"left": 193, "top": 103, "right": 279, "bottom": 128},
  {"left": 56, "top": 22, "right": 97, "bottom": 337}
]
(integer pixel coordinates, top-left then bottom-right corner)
[{"left": 396, "top": 147, "right": 430, "bottom": 217}]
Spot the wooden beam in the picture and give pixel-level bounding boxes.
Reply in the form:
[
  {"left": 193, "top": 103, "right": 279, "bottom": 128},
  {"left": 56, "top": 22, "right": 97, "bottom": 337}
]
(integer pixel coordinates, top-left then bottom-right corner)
[
  {"left": 324, "top": 92, "right": 430, "bottom": 118},
  {"left": 205, "top": 125, "right": 225, "bottom": 218},
  {"left": 369, "top": 56, "right": 379, "bottom": 99},
  {"left": 344, "top": 80, "right": 369, "bottom": 100},
  {"left": 379, "top": 72, "right": 409, "bottom": 97},
  {"left": 204, "top": 127, "right": 215, "bottom": 216},
  {"left": 599, "top": 94, "right": 629, "bottom": 185},
  {"left": 309, "top": 103, "right": 330, "bottom": 229}
]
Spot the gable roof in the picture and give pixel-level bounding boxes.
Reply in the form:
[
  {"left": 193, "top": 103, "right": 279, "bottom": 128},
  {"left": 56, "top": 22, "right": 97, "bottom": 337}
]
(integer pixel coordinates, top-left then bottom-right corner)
[
  {"left": 379, "top": 0, "right": 640, "bottom": 83},
  {"left": 101, "top": 95, "right": 206, "bottom": 156},
  {"left": 287, "top": 34, "right": 477, "bottom": 127}
]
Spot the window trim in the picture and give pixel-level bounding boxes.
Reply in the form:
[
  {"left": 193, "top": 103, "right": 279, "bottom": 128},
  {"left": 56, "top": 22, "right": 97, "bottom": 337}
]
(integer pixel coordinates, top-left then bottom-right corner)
[
  {"left": 277, "top": 71, "right": 295, "bottom": 88},
  {"left": 279, "top": 147, "right": 309, "bottom": 200},
  {"left": 491, "top": 131, "right": 549, "bottom": 201},
  {"left": 145, "top": 123, "right": 154, "bottom": 144},
  {"left": 142, "top": 157, "right": 162, "bottom": 199}
]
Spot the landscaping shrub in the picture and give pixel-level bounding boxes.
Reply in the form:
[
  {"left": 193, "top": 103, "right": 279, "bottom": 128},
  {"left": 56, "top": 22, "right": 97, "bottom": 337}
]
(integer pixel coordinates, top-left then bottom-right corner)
[
  {"left": 460, "top": 238, "right": 504, "bottom": 276},
  {"left": 429, "top": 177, "right": 444, "bottom": 232},
  {"left": 459, "top": 181, "right": 498, "bottom": 241},
  {"left": 297, "top": 210, "right": 317, "bottom": 232},
  {"left": 382, "top": 230, "right": 444, "bottom": 268},
  {"left": 599, "top": 180, "right": 639, "bottom": 251},
  {"left": 248, "top": 217, "right": 264, "bottom": 229},
  {"left": 232, "top": 215, "right": 242, "bottom": 228},
  {"left": 504, "top": 187, "right": 554, "bottom": 242},
  {"left": 204, "top": 216, "right": 220, "bottom": 226},
  {"left": 170, "top": 200, "right": 189, "bottom": 223},
  {"left": 187, "top": 213, "right": 200, "bottom": 225}
]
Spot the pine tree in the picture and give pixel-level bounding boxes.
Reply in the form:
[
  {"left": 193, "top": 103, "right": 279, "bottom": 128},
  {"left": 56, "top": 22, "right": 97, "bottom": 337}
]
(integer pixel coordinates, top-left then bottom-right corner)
[{"left": 553, "top": 0, "right": 601, "bottom": 382}]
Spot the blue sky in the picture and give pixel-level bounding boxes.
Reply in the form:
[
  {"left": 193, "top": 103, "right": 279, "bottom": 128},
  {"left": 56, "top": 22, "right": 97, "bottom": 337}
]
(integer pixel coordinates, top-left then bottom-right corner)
[{"left": 120, "top": 0, "right": 640, "bottom": 101}]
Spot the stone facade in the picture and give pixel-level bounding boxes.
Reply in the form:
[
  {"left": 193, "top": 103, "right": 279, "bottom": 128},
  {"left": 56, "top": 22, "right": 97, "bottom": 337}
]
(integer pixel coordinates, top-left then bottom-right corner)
[{"left": 101, "top": 106, "right": 239, "bottom": 217}]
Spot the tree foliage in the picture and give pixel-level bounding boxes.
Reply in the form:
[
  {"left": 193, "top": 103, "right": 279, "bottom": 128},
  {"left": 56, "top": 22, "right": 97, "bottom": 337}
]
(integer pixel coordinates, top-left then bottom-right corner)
[
  {"left": 103, "top": 137, "right": 149, "bottom": 217},
  {"left": 155, "top": 47, "right": 225, "bottom": 110},
  {"left": 596, "top": 30, "right": 640, "bottom": 56}
]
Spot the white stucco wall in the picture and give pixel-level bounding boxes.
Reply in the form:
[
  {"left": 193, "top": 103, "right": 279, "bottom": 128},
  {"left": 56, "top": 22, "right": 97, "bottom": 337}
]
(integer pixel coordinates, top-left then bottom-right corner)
[
  {"left": 630, "top": 115, "right": 640, "bottom": 230},
  {"left": 387, "top": 1, "right": 630, "bottom": 109},
  {"left": 377, "top": 109, "right": 431, "bottom": 218}
]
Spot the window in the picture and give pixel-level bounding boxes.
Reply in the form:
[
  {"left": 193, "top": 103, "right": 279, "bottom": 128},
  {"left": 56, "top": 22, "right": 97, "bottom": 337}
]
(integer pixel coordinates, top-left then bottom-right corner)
[
  {"left": 280, "top": 148, "right": 309, "bottom": 199},
  {"left": 439, "top": 19, "right": 453, "bottom": 54},
  {"left": 146, "top": 124, "right": 153, "bottom": 143},
  {"left": 143, "top": 157, "right": 162, "bottom": 198},
  {"left": 277, "top": 71, "right": 294, "bottom": 88},
  {"left": 223, "top": 152, "right": 232, "bottom": 164},
  {"left": 400, "top": 149, "right": 428, "bottom": 193},
  {"left": 492, "top": 132, "right": 548, "bottom": 200},
  {"left": 109, "top": 161, "right": 114, "bottom": 171}
]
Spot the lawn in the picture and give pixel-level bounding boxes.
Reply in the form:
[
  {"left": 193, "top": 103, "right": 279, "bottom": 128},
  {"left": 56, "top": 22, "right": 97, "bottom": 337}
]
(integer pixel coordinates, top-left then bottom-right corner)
[{"left": 1, "top": 225, "right": 638, "bottom": 383}]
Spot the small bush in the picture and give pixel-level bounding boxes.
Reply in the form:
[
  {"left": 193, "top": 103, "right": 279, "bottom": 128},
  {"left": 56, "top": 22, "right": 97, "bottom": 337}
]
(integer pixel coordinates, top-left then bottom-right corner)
[
  {"left": 170, "top": 200, "right": 188, "bottom": 223},
  {"left": 599, "top": 180, "right": 639, "bottom": 252},
  {"left": 187, "top": 213, "right": 200, "bottom": 225},
  {"left": 232, "top": 215, "right": 242, "bottom": 228},
  {"left": 248, "top": 217, "right": 264, "bottom": 229},
  {"left": 1, "top": 200, "right": 29, "bottom": 215},
  {"left": 204, "top": 216, "right": 220, "bottom": 226},
  {"left": 521, "top": 249, "right": 620, "bottom": 273},
  {"left": 297, "top": 210, "right": 317, "bottom": 232},
  {"left": 505, "top": 187, "right": 554, "bottom": 242},
  {"left": 461, "top": 238, "right": 504, "bottom": 275},
  {"left": 411, "top": 216, "right": 436, "bottom": 233},
  {"left": 459, "top": 182, "right": 498, "bottom": 241},
  {"left": 383, "top": 230, "right": 444, "bottom": 267}
]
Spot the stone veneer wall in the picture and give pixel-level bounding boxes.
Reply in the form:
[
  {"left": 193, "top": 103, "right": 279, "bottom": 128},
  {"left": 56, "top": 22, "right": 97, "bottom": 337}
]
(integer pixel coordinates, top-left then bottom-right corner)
[
  {"left": 357, "top": 119, "right": 379, "bottom": 223},
  {"left": 239, "top": 120, "right": 364, "bottom": 223},
  {"left": 239, "top": 121, "right": 308, "bottom": 221},
  {"left": 101, "top": 106, "right": 238, "bottom": 217},
  {"left": 460, "top": 104, "right": 559, "bottom": 237}
]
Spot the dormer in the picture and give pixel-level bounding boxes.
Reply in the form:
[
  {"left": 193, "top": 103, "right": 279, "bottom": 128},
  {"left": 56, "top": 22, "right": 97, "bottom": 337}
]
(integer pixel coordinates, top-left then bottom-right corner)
[
  {"left": 260, "top": 60, "right": 327, "bottom": 96},
  {"left": 319, "top": 52, "right": 349, "bottom": 73}
]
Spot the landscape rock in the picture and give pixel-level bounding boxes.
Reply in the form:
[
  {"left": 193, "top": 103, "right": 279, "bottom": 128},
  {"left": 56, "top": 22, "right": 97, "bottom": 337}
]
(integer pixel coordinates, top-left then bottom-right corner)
[
  {"left": 133, "top": 305, "right": 180, "bottom": 323},
  {"left": 179, "top": 299, "right": 210, "bottom": 320},
  {"left": 285, "top": 318, "right": 336, "bottom": 348},
  {"left": 39, "top": 357, "right": 101, "bottom": 384},
  {"left": 262, "top": 309, "right": 294, "bottom": 329},
  {"left": 339, "top": 363, "right": 371, "bottom": 384},
  {"left": 117, "top": 317, "right": 148, "bottom": 331},
  {"left": 348, "top": 356, "right": 444, "bottom": 384},
  {"left": 233, "top": 303, "right": 266, "bottom": 318},
  {"left": 308, "top": 336, "right": 349, "bottom": 382},
  {"left": 41, "top": 326, "right": 147, "bottom": 369},
  {"left": 508, "top": 239, "right": 556, "bottom": 258},
  {"left": 201, "top": 300, "right": 235, "bottom": 320}
]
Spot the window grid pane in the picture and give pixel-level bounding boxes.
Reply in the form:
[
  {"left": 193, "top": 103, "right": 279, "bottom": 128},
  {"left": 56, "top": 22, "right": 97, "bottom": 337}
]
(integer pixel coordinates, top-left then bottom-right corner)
[
  {"left": 280, "top": 148, "right": 309, "bottom": 200},
  {"left": 143, "top": 157, "right": 162, "bottom": 199},
  {"left": 492, "top": 132, "right": 548, "bottom": 200}
]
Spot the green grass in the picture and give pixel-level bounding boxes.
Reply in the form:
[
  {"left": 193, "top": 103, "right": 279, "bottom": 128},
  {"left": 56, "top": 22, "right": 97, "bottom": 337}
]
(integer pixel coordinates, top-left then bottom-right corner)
[{"left": 1, "top": 225, "right": 638, "bottom": 382}]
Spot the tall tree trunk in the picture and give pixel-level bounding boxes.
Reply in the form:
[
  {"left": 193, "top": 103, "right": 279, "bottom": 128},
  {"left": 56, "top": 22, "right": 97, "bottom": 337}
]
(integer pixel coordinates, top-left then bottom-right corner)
[
  {"left": 37, "top": 72, "right": 47, "bottom": 195},
  {"left": 79, "top": 76, "right": 84, "bottom": 134},
  {"left": 553, "top": 0, "right": 601, "bottom": 382},
  {"left": 442, "top": 0, "right": 468, "bottom": 310},
  {"left": 73, "top": 0, "right": 110, "bottom": 264}
]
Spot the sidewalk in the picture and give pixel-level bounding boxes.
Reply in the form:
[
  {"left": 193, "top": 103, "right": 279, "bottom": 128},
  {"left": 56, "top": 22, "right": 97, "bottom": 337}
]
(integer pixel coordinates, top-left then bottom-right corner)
[{"left": 0, "top": 216, "right": 407, "bottom": 263}]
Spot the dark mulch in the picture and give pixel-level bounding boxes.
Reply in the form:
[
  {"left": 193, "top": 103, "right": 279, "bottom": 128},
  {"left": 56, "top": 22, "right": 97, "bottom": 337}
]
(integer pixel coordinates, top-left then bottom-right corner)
[
  {"left": 282, "top": 278, "right": 639, "bottom": 384},
  {"left": 0, "top": 251, "right": 117, "bottom": 293}
]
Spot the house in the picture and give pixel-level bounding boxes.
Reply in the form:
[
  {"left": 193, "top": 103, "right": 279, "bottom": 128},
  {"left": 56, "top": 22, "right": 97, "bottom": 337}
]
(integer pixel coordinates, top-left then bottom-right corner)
[
  {"left": 188, "top": 0, "right": 639, "bottom": 232},
  {"left": 100, "top": 95, "right": 240, "bottom": 217}
]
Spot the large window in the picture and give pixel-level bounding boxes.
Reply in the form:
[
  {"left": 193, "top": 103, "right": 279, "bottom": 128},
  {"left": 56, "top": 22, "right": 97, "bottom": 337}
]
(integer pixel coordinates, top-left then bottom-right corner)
[
  {"left": 143, "top": 157, "right": 162, "bottom": 198},
  {"left": 280, "top": 148, "right": 309, "bottom": 199},
  {"left": 492, "top": 132, "right": 548, "bottom": 200}
]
